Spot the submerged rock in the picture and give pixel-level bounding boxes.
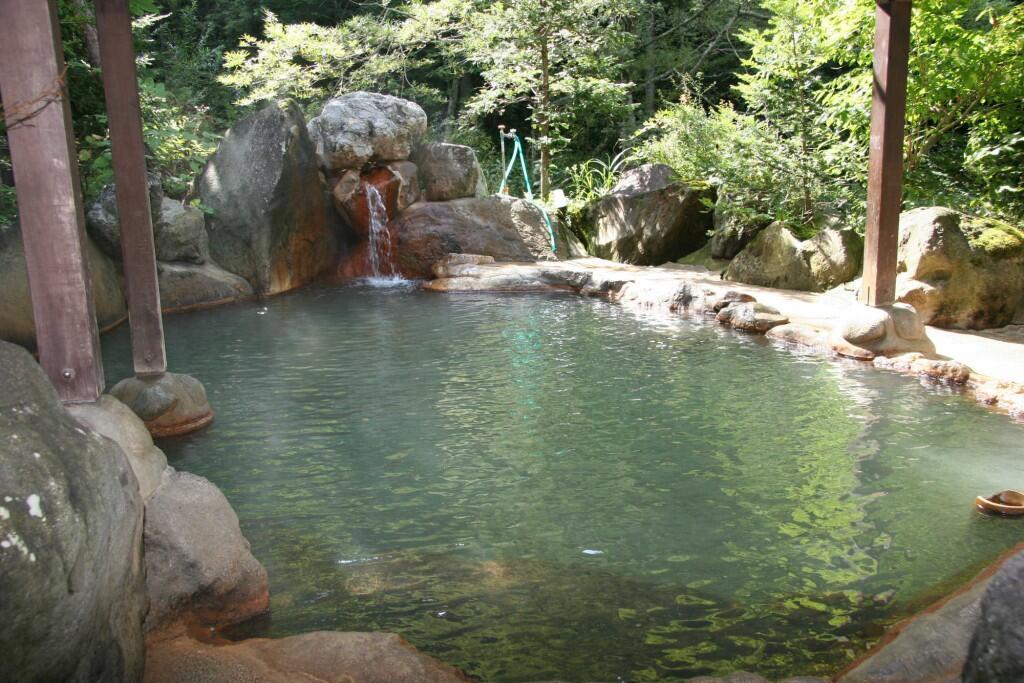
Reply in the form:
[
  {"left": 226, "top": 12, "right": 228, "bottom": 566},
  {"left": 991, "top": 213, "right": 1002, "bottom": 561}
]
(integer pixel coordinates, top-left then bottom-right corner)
[
  {"left": 413, "top": 142, "right": 488, "bottom": 202},
  {"left": 590, "top": 163, "right": 715, "bottom": 266},
  {"left": 391, "top": 195, "right": 564, "bottom": 278},
  {"left": 0, "top": 221, "right": 126, "bottom": 348},
  {"left": 307, "top": 92, "right": 428, "bottom": 172},
  {"left": 0, "top": 341, "right": 146, "bottom": 681},
  {"left": 144, "top": 631, "right": 470, "bottom": 683},
  {"left": 724, "top": 222, "right": 862, "bottom": 292},
  {"left": 198, "top": 100, "right": 336, "bottom": 295},
  {"left": 143, "top": 468, "right": 270, "bottom": 637}
]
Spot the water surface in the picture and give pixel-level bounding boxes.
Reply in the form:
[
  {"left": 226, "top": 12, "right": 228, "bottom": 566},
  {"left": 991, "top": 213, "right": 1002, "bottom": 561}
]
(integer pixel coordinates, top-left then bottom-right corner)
[{"left": 102, "top": 285, "right": 1024, "bottom": 681}]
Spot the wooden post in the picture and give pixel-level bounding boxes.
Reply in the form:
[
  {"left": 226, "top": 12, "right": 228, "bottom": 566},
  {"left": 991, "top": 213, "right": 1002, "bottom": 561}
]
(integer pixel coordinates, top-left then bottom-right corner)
[
  {"left": 95, "top": 0, "right": 167, "bottom": 376},
  {"left": 861, "top": 0, "right": 912, "bottom": 307},
  {"left": 0, "top": 0, "right": 104, "bottom": 403}
]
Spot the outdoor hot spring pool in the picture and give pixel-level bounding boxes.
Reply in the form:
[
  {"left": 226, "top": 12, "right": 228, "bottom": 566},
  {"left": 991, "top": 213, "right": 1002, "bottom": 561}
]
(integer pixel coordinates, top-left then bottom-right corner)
[{"left": 102, "top": 284, "right": 1024, "bottom": 681}]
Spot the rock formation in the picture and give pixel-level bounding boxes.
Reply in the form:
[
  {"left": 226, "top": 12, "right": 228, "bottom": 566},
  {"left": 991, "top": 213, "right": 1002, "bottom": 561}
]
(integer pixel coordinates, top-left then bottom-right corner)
[
  {"left": 724, "top": 222, "right": 863, "bottom": 292},
  {"left": 392, "top": 195, "right": 563, "bottom": 278},
  {"left": 589, "top": 163, "right": 715, "bottom": 265},
  {"left": 413, "top": 141, "right": 488, "bottom": 201},
  {"left": 0, "top": 220, "right": 126, "bottom": 348},
  {"left": 198, "top": 100, "right": 337, "bottom": 295}
]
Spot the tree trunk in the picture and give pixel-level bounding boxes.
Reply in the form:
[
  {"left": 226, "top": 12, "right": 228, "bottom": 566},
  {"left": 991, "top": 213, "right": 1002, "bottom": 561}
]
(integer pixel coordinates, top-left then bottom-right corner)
[
  {"left": 74, "top": 0, "right": 103, "bottom": 67},
  {"left": 644, "top": 11, "right": 657, "bottom": 116},
  {"left": 539, "top": 37, "right": 551, "bottom": 200},
  {"left": 443, "top": 77, "right": 459, "bottom": 140}
]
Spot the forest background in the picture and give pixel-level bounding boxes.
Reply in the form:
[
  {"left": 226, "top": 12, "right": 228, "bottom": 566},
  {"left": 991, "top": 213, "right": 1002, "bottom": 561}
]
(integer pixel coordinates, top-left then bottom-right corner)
[{"left": 1, "top": 0, "right": 1022, "bottom": 240}]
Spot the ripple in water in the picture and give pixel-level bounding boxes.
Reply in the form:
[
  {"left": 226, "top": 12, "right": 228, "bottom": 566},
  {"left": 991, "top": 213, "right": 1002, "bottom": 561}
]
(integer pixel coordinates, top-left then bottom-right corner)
[{"left": 101, "top": 287, "right": 1024, "bottom": 682}]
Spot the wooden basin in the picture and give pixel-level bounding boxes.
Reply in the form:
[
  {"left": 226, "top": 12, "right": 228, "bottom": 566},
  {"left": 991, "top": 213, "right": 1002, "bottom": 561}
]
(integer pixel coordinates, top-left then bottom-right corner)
[{"left": 976, "top": 490, "right": 1024, "bottom": 516}]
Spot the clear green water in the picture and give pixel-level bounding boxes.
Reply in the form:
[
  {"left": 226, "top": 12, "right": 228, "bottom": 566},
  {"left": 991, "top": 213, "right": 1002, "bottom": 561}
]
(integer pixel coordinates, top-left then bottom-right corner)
[{"left": 102, "top": 284, "right": 1024, "bottom": 682}]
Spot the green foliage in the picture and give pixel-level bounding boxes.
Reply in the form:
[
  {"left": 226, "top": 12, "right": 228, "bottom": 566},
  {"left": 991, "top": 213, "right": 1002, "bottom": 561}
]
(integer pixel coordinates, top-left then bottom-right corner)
[
  {"left": 634, "top": 89, "right": 858, "bottom": 233},
  {"left": 139, "top": 78, "right": 221, "bottom": 197},
  {"left": 560, "top": 151, "right": 629, "bottom": 206},
  {"left": 638, "top": 0, "right": 1024, "bottom": 231},
  {"left": 555, "top": 150, "right": 629, "bottom": 247},
  {"left": 459, "top": 0, "right": 640, "bottom": 195},
  {"left": 218, "top": 3, "right": 464, "bottom": 111}
]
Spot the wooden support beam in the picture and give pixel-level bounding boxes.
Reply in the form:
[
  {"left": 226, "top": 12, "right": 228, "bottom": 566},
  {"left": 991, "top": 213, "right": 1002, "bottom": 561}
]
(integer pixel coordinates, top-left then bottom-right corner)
[
  {"left": 861, "top": 0, "right": 912, "bottom": 307},
  {"left": 95, "top": 0, "right": 167, "bottom": 376},
  {"left": 0, "top": 0, "right": 104, "bottom": 403}
]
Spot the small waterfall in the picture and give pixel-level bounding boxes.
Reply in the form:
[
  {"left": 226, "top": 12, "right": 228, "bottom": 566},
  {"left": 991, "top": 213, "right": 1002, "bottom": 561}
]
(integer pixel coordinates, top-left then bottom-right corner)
[{"left": 364, "top": 183, "right": 403, "bottom": 283}]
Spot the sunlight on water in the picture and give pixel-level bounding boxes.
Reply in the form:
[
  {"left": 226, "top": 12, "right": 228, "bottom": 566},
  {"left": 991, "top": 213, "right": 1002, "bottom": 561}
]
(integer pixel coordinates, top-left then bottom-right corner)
[{"left": 102, "top": 286, "right": 1024, "bottom": 682}]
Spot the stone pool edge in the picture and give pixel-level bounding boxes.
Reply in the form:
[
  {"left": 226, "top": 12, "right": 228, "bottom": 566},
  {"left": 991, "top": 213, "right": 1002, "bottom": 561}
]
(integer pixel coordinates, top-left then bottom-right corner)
[{"left": 424, "top": 256, "right": 1024, "bottom": 424}]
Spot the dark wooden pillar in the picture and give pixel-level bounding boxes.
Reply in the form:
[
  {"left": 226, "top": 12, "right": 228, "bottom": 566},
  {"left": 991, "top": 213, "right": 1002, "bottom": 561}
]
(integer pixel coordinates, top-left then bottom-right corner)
[
  {"left": 861, "top": 0, "right": 912, "bottom": 307},
  {"left": 95, "top": 0, "right": 167, "bottom": 376},
  {"left": 0, "top": 0, "right": 105, "bottom": 402}
]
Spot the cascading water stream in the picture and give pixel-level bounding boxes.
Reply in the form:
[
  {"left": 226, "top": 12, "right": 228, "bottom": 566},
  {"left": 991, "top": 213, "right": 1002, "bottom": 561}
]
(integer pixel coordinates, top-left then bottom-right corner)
[{"left": 363, "top": 183, "right": 406, "bottom": 285}]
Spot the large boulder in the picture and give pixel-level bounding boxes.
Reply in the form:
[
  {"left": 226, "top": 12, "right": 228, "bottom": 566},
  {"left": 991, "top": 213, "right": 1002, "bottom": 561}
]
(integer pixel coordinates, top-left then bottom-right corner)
[
  {"left": 724, "top": 222, "right": 863, "bottom": 292},
  {"left": 963, "top": 550, "right": 1024, "bottom": 682},
  {"left": 590, "top": 163, "right": 715, "bottom": 265},
  {"left": 0, "top": 221, "right": 126, "bottom": 348},
  {"left": 413, "top": 142, "right": 488, "bottom": 201},
  {"left": 157, "top": 262, "right": 254, "bottom": 313},
  {"left": 386, "top": 160, "right": 422, "bottom": 212},
  {"left": 67, "top": 395, "right": 168, "bottom": 501},
  {"left": 708, "top": 195, "right": 771, "bottom": 260},
  {"left": 143, "top": 468, "right": 269, "bottom": 637},
  {"left": 198, "top": 100, "right": 336, "bottom": 295},
  {"left": 85, "top": 172, "right": 164, "bottom": 260},
  {"left": 390, "top": 195, "right": 564, "bottom": 278},
  {"left": 156, "top": 198, "right": 208, "bottom": 264},
  {"left": 0, "top": 341, "right": 146, "bottom": 681},
  {"left": 894, "top": 207, "right": 1024, "bottom": 329},
  {"left": 86, "top": 179, "right": 209, "bottom": 265},
  {"left": 307, "top": 92, "right": 428, "bottom": 172}
]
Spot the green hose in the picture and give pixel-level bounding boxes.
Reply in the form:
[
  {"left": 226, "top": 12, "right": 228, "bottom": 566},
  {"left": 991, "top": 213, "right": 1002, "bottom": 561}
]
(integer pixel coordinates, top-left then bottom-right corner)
[{"left": 499, "top": 133, "right": 557, "bottom": 253}]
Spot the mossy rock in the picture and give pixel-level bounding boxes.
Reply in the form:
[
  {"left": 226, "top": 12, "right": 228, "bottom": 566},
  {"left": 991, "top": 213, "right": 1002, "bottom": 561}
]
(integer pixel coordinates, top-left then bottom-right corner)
[{"left": 962, "top": 216, "right": 1024, "bottom": 260}]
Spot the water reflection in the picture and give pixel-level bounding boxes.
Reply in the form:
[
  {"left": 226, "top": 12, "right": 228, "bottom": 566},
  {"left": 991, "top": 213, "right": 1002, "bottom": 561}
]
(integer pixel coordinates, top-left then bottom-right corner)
[{"left": 102, "top": 286, "right": 1024, "bottom": 682}]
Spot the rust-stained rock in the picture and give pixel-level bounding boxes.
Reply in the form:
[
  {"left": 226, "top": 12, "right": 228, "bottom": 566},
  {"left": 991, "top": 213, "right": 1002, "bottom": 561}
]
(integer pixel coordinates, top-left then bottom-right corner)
[
  {"left": 143, "top": 469, "right": 269, "bottom": 639},
  {"left": 392, "top": 195, "right": 563, "bottom": 278},
  {"left": 198, "top": 100, "right": 336, "bottom": 295},
  {"left": 144, "top": 631, "right": 470, "bottom": 683},
  {"left": 109, "top": 372, "right": 213, "bottom": 438}
]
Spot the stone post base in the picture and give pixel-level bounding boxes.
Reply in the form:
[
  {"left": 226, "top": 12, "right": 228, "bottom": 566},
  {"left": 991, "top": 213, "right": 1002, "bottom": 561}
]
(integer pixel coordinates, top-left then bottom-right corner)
[{"left": 109, "top": 372, "right": 214, "bottom": 438}]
